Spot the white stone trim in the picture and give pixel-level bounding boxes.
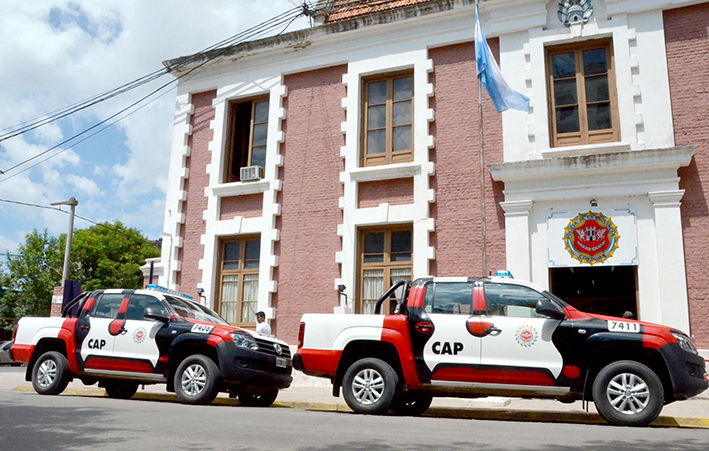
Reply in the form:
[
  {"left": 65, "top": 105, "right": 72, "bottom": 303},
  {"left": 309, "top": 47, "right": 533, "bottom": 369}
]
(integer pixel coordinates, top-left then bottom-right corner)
[
  {"left": 336, "top": 53, "right": 435, "bottom": 312},
  {"left": 491, "top": 147, "right": 694, "bottom": 331},
  {"left": 646, "top": 190, "right": 690, "bottom": 332},
  {"left": 161, "top": 92, "right": 201, "bottom": 290},
  {"left": 501, "top": 200, "right": 533, "bottom": 281},
  {"left": 194, "top": 77, "right": 285, "bottom": 318},
  {"left": 508, "top": 6, "right": 676, "bottom": 162}
]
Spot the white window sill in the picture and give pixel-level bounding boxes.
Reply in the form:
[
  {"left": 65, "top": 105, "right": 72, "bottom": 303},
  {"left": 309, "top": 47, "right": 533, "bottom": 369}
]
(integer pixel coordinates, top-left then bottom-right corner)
[
  {"left": 212, "top": 180, "right": 269, "bottom": 197},
  {"left": 348, "top": 162, "right": 421, "bottom": 182},
  {"left": 542, "top": 142, "right": 631, "bottom": 159}
]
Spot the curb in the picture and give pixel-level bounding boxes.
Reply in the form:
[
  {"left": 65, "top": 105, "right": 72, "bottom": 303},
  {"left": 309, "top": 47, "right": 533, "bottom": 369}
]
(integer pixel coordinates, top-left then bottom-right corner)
[{"left": 12, "top": 386, "right": 709, "bottom": 429}]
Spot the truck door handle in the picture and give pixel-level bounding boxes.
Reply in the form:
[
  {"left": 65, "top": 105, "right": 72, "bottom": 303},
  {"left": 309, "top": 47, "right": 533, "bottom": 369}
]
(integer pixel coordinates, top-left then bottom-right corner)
[
  {"left": 415, "top": 322, "right": 434, "bottom": 334},
  {"left": 485, "top": 326, "right": 502, "bottom": 336},
  {"left": 80, "top": 325, "right": 89, "bottom": 331}
]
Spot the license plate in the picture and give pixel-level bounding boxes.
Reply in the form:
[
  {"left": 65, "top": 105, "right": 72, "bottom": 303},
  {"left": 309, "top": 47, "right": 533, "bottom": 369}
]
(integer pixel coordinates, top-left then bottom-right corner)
[{"left": 276, "top": 357, "right": 287, "bottom": 368}]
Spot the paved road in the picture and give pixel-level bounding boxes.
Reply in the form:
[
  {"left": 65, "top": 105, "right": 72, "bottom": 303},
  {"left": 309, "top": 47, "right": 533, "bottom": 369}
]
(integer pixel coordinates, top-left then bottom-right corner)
[
  {"left": 2, "top": 388, "right": 709, "bottom": 451},
  {"left": 3, "top": 365, "right": 709, "bottom": 429}
]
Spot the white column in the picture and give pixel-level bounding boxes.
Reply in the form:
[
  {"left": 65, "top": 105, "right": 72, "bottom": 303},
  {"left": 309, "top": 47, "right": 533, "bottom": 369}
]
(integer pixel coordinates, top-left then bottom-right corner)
[
  {"left": 648, "top": 190, "right": 690, "bottom": 333},
  {"left": 500, "top": 200, "right": 533, "bottom": 281}
]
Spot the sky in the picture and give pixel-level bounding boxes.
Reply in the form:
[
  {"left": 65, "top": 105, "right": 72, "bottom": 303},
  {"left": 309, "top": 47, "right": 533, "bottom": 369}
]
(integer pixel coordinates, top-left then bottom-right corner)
[{"left": 0, "top": 0, "right": 312, "bottom": 270}]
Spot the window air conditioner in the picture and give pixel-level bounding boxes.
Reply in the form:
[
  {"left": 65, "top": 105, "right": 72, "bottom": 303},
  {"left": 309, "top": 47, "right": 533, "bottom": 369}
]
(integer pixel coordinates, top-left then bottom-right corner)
[{"left": 240, "top": 165, "right": 264, "bottom": 182}]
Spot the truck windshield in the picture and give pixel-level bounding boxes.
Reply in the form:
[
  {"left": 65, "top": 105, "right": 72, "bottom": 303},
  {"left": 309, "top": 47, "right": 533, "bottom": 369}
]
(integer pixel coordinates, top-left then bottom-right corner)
[{"left": 163, "top": 295, "right": 229, "bottom": 325}]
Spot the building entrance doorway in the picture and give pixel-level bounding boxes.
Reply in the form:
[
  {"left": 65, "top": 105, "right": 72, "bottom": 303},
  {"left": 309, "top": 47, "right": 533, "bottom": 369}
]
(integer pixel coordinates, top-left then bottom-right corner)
[{"left": 549, "top": 266, "right": 638, "bottom": 318}]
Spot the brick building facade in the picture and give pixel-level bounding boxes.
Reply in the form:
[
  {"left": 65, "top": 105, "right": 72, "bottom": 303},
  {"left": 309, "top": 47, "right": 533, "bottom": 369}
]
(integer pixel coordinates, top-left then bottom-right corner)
[{"left": 148, "top": 0, "right": 709, "bottom": 352}]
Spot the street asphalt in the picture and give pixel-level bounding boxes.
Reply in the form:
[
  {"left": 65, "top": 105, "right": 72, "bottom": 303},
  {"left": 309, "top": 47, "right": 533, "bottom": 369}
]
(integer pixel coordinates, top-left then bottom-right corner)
[{"left": 3, "top": 365, "right": 709, "bottom": 428}]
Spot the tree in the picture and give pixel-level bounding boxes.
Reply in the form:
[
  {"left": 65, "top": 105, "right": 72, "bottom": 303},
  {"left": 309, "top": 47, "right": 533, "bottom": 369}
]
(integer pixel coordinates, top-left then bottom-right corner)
[
  {"left": 0, "top": 230, "right": 62, "bottom": 331},
  {"left": 0, "top": 222, "right": 159, "bottom": 330},
  {"left": 63, "top": 221, "right": 160, "bottom": 291}
]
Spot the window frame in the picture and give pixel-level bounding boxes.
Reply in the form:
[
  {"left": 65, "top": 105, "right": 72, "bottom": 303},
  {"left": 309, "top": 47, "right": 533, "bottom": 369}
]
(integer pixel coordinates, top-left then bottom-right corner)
[
  {"left": 357, "top": 226, "right": 413, "bottom": 314},
  {"left": 215, "top": 236, "right": 261, "bottom": 327},
  {"left": 361, "top": 70, "right": 414, "bottom": 167},
  {"left": 546, "top": 39, "right": 619, "bottom": 148},
  {"left": 224, "top": 97, "right": 270, "bottom": 183}
]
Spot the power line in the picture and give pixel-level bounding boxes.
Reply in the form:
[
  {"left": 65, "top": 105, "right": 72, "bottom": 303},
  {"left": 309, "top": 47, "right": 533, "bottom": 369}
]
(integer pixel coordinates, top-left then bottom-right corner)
[
  {"left": 0, "top": 197, "right": 98, "bottom": 226},
  {"left": 0, "top": 197, "right": 160, "bottom": 247},
  {"left": 0, "top": 6, "right": 306, "bottom": 145},
  {"left": 0, "top": 6, "right": 307, "bottom": 179},
  {"left": 0, "top": 84, "right": 178, "bottom": 184},
  {"left": 0, "top": 68, "right": 168, "bottom": 143}
]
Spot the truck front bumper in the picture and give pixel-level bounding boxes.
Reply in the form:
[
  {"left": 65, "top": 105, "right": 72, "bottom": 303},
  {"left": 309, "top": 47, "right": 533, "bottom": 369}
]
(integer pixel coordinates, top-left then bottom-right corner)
[
  {"left": 660, "top": 343, "right": 708, "bottom": 400},
  {"left": 216, "top": 342, "right": 293, "bottom": 390}
]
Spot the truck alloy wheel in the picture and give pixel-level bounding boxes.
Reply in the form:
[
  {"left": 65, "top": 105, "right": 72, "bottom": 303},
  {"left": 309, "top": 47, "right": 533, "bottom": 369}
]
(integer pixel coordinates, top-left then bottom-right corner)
[
  {"left": 342, "top": 358, "right": 398, "bottom": 414},
  {"left": 592, "top": 360, "right": 663, "bottom": 426},
  {"left": 31, "top": 351, "right": 70, "bottom": 396},
  {"left": 174, "top": 354, "right": 221, "bottom": 405}
]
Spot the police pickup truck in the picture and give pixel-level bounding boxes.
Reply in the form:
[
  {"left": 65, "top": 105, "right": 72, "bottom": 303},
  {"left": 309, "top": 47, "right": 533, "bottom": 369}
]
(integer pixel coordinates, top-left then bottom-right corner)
[
  {"left": 293, "top": 275, "right": 708, "bottom": 426},
  {"left": 10, "top": 285, "right": 292, "bottom": 406}
]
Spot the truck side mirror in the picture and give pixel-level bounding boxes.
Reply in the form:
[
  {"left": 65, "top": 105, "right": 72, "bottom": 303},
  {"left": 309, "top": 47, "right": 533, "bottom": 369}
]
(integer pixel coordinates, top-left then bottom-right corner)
[
  {"left": 536, "top": 298, "right": 566, "bottom": 320},
  {"left": 144, "top": 308, "right": 170, "bottom": 323}
]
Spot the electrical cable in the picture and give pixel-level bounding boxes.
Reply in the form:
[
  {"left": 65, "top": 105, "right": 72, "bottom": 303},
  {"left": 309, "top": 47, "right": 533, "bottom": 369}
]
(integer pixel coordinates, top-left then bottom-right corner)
[
  {"left": 0, "top": 197, "right": 154, "bottom": 240},
  {"left": 0, "top": 6, "right": 307, "bottom": 179},
  {"left": 0, "top": 84, "right": 179, "bottom": 184},
  {"left": 0, "top": 7, "right": 305, "bottom": 144},
  {"left": 0, "top": 69, "right": 167, "bottom": 143}
]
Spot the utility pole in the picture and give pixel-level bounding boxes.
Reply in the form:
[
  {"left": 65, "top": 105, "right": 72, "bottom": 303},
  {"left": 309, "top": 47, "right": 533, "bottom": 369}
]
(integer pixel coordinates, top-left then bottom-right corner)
[{"left": 51, "top": 197, "right": 78, "bottom": 286}]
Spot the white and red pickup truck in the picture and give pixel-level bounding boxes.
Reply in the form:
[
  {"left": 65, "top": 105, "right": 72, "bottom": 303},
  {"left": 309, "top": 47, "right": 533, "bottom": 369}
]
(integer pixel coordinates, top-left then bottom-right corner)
[
  {"left": 11, "top": 285, "right": 292, "bottom": 406},
  {"left": 294, "top": 275, "right": 708, "bottom": 426}
]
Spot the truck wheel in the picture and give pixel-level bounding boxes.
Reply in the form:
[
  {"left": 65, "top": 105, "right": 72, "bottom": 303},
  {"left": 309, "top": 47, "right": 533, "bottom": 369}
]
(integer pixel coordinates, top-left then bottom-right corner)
[
  {"left": 389, "top": 391, "right": 433, "bottom": 416},
  {"left": 104, "top": 380, "right": 139, "bottom": 399},
  {"left": 592, "top": 360, "right": 664, "bottom": 426},
  {"left": 174, "top": 355, "right": 221, "bottom": 405},
  {"left": 239, "top": 389, "right": 279, "bottom": 407},
  {"left": 342, "top": 358, "right": 398, "bottom": 415},
  {"left": 31, "top": 351, "right": 70, "bottom": 396}
]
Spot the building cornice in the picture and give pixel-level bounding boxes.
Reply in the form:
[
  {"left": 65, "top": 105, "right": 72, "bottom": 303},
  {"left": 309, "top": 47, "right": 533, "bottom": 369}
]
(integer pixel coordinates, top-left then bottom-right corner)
[
  {"left": 488, "top": 146, "right": 696, "bottom": 184},
  {"left": 162, "top": 0, "right": 549, "bottom": 76}
]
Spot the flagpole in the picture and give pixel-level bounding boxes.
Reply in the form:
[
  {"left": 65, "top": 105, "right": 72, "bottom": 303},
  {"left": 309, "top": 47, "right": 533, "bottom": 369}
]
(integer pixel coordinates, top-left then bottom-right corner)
[{"left": 477, "top": 0, "right": 487, "bottom": 277}]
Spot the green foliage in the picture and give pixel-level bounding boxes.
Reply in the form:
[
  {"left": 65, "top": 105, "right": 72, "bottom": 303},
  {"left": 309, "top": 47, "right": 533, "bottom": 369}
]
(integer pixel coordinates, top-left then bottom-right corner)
[
  {"left": 0, "top": 222, "right": 159, "bottom": 328},
  {"left": 0, "top": 230, "right": 62, "bottom": 330},
  {"left": 63, "top": 221, "right": 160, "bottom": 291}
]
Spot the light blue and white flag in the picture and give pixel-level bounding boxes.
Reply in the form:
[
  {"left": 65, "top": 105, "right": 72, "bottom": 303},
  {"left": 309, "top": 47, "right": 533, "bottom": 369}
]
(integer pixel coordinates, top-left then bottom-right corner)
[{"left": 475, "top": 5, "right": 530, "bottom": 113}]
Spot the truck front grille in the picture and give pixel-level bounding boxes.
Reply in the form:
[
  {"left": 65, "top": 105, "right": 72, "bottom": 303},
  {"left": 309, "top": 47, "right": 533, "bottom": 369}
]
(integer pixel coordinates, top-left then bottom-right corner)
[{"left": 255, "top": 337, "right": 291, "bottom": 358}]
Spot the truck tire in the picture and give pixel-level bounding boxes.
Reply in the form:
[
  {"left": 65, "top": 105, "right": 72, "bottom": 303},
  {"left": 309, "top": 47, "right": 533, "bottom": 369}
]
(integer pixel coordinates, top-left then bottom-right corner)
[
  {"left": 342, "top": 358, "right": 398, "bottom": 415},
  {"left": 389, "top": 391, "right": 433, "bottom": 416},
  {"left": 174, "top": 355, "right": 221, "bottom": 405},
  {"left": 31, "top": 351, "right": 70, "bottom": 396},
  {"left": 592, "top": 360, "right": 664, "bottom": 426},
  {"left": 104, "top": 380, "right": 139, "bottom": 399},
  {"left": 239, "top": 389, "right": 279, "bottom": 407}
]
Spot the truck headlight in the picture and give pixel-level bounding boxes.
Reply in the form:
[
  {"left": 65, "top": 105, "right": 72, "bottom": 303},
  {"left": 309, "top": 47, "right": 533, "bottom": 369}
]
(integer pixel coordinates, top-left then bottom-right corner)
[
  {"left": 231, "top": 332, "right": 258, "bottom": 351},
  {"left": 672, "top": 332, "right": 698, "bottom": 354}
]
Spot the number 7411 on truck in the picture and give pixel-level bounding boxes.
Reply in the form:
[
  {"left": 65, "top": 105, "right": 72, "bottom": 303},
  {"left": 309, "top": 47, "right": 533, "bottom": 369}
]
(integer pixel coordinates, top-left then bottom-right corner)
[{"left": 293, "top": 276, "right": 708, "bottom": 426}]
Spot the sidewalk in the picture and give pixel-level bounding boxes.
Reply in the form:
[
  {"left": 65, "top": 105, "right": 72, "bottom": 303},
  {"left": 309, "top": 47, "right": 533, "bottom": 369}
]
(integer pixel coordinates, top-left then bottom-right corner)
[{"left": 4, "top": 367, "right": 709, "bottom": 428}]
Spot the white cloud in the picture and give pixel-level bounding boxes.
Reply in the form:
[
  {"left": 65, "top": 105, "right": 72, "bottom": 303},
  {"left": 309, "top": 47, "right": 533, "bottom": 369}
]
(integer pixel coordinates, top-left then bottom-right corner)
[
  {"left": 0, "top": 233, "right": 20, "bottom": 255},
  {"left": 0, "top": 0, "right": 310, "bottom": 251},
  {"left": 66, "top": 174, "right": 101, "bottom": 197}
]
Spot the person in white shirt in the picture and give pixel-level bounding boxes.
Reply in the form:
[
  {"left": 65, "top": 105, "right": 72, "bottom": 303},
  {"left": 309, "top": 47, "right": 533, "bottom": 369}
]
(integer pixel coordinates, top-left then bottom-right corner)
[{"left": 255, "top": 311, "right": 272, "bottom": 337}]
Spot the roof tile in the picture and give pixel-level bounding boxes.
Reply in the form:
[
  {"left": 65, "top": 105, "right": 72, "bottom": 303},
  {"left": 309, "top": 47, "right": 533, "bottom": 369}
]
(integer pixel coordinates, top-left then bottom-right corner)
[{"left": 324, "top": 0, "right": 435, "bottom": 23}]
